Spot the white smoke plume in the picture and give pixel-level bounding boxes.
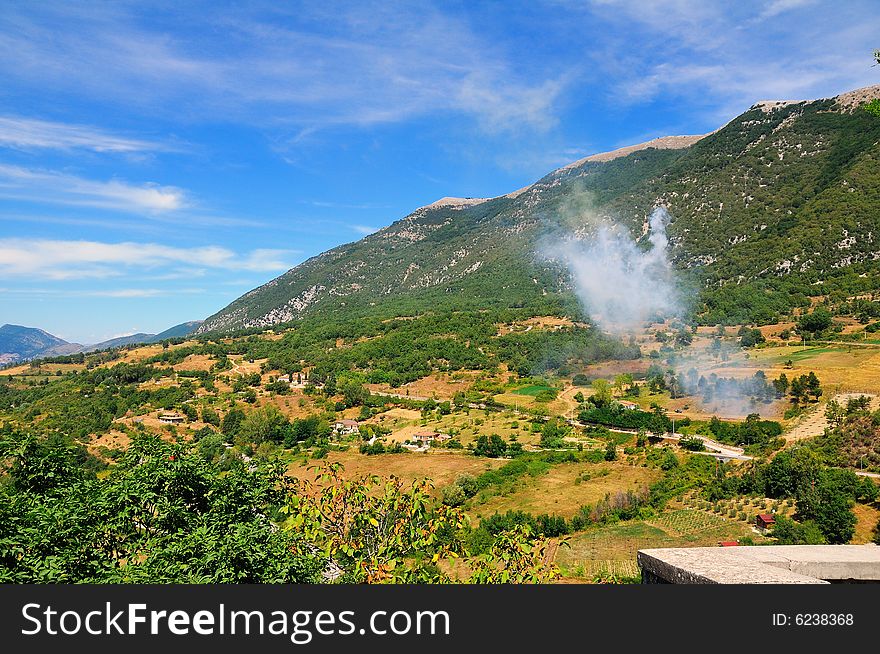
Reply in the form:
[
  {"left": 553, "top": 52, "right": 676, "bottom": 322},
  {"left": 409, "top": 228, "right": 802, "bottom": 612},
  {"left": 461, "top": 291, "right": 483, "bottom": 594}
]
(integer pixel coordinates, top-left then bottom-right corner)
[{"left": 547, "top": 206, "right": 682, "bottom": 334}]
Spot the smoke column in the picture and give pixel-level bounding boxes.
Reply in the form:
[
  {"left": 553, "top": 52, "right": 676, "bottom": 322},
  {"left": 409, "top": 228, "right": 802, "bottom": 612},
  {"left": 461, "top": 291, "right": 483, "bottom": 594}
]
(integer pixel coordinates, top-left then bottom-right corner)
[{"left": 549, "top": 206, "right": 681, "bottom": 334}]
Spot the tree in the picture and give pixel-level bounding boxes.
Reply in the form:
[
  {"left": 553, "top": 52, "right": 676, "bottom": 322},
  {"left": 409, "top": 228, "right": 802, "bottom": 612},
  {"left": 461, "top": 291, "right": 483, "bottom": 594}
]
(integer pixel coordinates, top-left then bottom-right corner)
[
  {"left": 772, "top": 373, "right": 789, "bottom": 399},
  {"left": 660, "top": 449, "right": 678, "bottom": 470},
  {"left": 613, "top": 374, "right": 633, "bottom": 394},
  {"left": 180, "top": 403, "right": 198, "bottom": 421},
  {"left": 237, "top": 404, "right": 289, "bottom": 444},
  {"left": 738, "top": 327, "right": 765, "bottom": 348},
  {"left": 805, "top": 372, "right": 822, "bottom": 401},
  {"left": 201, "top": 406, "right": 220, "bottom": 426},
  {"left": 797, "top": 308, "right": 832, "bottom": 336},
  {"left": 772, "top": 516, "right": 826, "bottom": 545},
  {"left": 789, "top": 376, "right": 806, "bottom": 404},
  {"left": 1, "top": 432, "right": 558, "bottom": 584},
  {"left": 221, "top": 407, "right": 246, "bottom": 440},
  {"left": 474, "top": 434, "right": 507, "bottom": 458},
  {"left": 340, "top": 381, "right": 369, "bottom": 408},
  {"left": 794, "top": 468, "right": 859, "bottom": 544},
  {"left": 604, "top": 440, "right": 617, "bottom": 461},
  {"left": 540, "top": 418, "right": 569, "bottom": 448},
  {"left": 291, "top": 463, "right": 557, "bottom": 583},
  {"left": 824, "top": 399, "right": 844, "bottom": 427},
  {"left": 590, "top": 379, "right": 613, "bottom": 407}
]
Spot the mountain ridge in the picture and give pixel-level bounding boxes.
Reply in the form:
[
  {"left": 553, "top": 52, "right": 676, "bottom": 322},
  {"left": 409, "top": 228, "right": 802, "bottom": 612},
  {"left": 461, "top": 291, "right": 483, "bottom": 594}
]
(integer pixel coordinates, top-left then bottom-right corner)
[
  {"left": 0, "top": 320, "right": 204, "bottom": 364},
  {"left": 197, "top": 82, "right": 880, "bottom": 335}
]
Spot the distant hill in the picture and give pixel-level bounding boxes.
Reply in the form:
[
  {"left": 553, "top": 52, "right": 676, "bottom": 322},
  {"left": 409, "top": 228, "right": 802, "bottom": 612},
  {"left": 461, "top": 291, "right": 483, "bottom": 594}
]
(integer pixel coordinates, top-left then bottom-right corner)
[
  {"left": 81, "top": 333, "right": 157, "bottom": 352},
  {"left": 0, "top": 324, "right": 82, "bottom": 364},
  {"left": 198, "top": 84, "right": 880, "bottom": 333},
  {"left": 152, "top": 320, "right": 204, "bottom": 341},
  {"left": 0, "top": 320, "right": 204, "bottom": 363},
  {"left": 83, "top": 320, "right": 204, "bottom": 352}
]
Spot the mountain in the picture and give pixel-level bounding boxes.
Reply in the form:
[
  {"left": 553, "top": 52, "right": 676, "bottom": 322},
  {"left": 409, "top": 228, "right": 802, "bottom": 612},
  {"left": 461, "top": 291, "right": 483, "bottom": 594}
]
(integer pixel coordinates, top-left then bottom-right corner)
[
  {"left": 82, "top": 333, "right": 157, "bottom": 352},
  {"left": 84, "top": 320, "right": 204, "bottom": 352},
  {"left": 0, "top": 324, "right": 82, "bottom": 364},
  {"left": 0, "top": 320, "right": 205, "bottom": 362},
  {"left": 198, "top": 85, "right": 880, "bottom": 334},
  {"left": 152, "top": 320, "right": 204, "bottom": 341}
]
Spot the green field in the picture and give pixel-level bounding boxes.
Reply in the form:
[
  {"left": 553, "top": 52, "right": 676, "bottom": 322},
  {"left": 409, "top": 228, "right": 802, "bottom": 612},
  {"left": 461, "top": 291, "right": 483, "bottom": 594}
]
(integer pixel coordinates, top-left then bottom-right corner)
[{"left": 512, "top": 384, "right": 555, "bottom": 396}]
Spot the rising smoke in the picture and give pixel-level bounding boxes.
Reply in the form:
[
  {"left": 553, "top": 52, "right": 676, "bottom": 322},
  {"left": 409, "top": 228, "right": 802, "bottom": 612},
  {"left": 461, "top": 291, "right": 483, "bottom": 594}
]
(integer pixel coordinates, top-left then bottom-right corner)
[
  {"left": 542, "top": 203, "right": 777, "bottom": 418},
  {"left": 546, "top": 205, "right": 682, "bottom": 334}
]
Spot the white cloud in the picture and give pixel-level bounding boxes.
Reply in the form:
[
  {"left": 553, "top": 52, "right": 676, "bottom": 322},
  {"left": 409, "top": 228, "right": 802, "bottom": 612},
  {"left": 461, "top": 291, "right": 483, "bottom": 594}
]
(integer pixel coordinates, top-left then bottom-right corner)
[
  {"left": 595, "top": 0, "right": 880, "bottom": 117},
  {"left": 0, "top": 238, "right": 297, "bottom": 280},
  {"left": 0, "top": 287, "right": 205, "bottom": 298},
  {"left": 0, "top": 115, "right": 172, "bottom": 153},
  {"left": 758, "top": 0, "right": 817, "bottom": 20},
  {"left": 0, "top": 164, "right": 187, "bottom": 213},
  {"left": 0, "top": 4, "right": 570, "bottom": 136}
]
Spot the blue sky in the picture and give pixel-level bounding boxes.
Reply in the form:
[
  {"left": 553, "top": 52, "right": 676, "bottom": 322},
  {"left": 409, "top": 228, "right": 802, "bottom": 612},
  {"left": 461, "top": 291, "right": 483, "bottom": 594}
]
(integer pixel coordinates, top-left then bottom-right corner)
[{"left": 1, "top": 1, "right": 878, "bottom": 343}]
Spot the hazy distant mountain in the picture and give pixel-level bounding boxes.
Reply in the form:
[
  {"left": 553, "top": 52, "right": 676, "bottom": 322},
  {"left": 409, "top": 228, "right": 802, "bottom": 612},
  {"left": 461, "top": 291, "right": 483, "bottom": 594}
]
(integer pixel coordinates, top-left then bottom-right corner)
[
  {"left": 81, "top": 333, "right": 157, "bottom": 352},
  {"left": 0, "top": 320, "right": 204, "bottom": 363},
  {"left": 198, "top": 84, "right": 880, "bottom": 333},
  {"left": 0, "top": 324, "right": 82, "bottom": 364},
  {"left": 83, "top": 320, "right": 204, "bottom": 352}
]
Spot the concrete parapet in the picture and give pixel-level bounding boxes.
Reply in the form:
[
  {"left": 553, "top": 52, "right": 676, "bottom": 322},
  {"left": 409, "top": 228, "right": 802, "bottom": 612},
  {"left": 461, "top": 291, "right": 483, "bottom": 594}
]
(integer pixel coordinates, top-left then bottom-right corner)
[{"left": 638, "top": 545, "right": 880, "bottom": 584}]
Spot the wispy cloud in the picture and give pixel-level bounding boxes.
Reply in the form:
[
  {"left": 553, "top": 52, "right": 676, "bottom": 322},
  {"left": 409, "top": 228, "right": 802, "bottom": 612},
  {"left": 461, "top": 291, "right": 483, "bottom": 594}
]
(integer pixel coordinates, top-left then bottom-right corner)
[
  {"left": 757, "top": 0, "right": 817, "bottom": 20},
  {"left": 0, "top": 164, "right": 187, "bottom": 213},
  {"left": 588, "top": 0, "right": 880, "bottom": 121},
  {"left": 0, "top": 115, "right": 173, "bottom": 153},
  {"left": 0, "top": 287, "right": 205, "bottom": 300},
  {"left": 0, "top": 4, "right": 570, "bottom": 136},
  {"left": 0, "top": 238, "right": 298, "bottom": 280}
]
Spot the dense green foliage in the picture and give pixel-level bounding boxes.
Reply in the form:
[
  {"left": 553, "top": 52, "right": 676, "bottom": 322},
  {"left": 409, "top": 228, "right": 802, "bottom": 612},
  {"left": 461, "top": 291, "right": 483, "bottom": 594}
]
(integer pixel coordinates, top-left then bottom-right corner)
[
  {"left": 703, "top": 447, "right": 877, "bottom": 543},
  {"left": 0, "top": 432, "right": 325, "bottom": 582},
  {"left": 0, "top": 431, "right": 558, "bottom": 584},
  {"left": 802, "top": 395, "right": 880, "bottom": 472}
]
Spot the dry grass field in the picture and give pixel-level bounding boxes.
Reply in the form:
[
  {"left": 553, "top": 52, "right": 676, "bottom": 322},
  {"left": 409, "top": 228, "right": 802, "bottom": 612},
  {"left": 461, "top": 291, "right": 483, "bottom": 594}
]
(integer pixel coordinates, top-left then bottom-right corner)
[
  {"left": 262, "top": 391, "right": 322, "bottom": 419},
  {"left": 171, "top": 354, "right": 217, "bottom": 371},
  {"left": 853, "top": 503, "right": 880, "bottom": 544},
  {"left": 2, "top": 361, "right": 86, "bottom": 377},
  {"left": 468, "top": 461, "right": 659, "bottom": 521},
  {"left": 288, "top": 450, "right": 504, "bottom": 489},
  {"left": 368, "top": 371, "right": 480, "bottom": 400},
  {"left": 555, "top": 509, "right": 759, "bottom": 580}
]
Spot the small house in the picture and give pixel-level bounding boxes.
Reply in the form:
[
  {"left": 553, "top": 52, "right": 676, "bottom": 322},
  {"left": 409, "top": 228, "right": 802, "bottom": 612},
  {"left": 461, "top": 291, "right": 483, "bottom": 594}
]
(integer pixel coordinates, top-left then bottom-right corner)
[
  {"left": 158, "top": 412, "right": 185, "bottom": 424},
  {"left": 412, "top": 430, "right": 439, "bottom": 445},
  {"left": 756, "top": 513, "right": 776, "bottom": 532},
  {"left": 618, "top": 400, "right": 640, "bottom": 411},
  {"left": 333, "top": 419, "right": 359, "bottom": 436}
]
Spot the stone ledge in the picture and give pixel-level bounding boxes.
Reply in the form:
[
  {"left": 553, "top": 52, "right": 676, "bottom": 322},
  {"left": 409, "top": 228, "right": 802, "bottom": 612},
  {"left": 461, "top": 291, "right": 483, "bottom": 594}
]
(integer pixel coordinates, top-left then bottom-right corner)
[{"left": 638, "top": 545, "right": 880, "bottom": 584}]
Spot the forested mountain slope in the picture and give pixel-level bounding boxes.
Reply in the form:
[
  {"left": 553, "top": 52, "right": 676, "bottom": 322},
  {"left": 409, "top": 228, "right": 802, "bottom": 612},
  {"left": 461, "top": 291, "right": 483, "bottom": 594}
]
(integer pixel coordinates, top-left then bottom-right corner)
[{"left": 199, "top": 85, "right": 880, "bottom": 334}]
